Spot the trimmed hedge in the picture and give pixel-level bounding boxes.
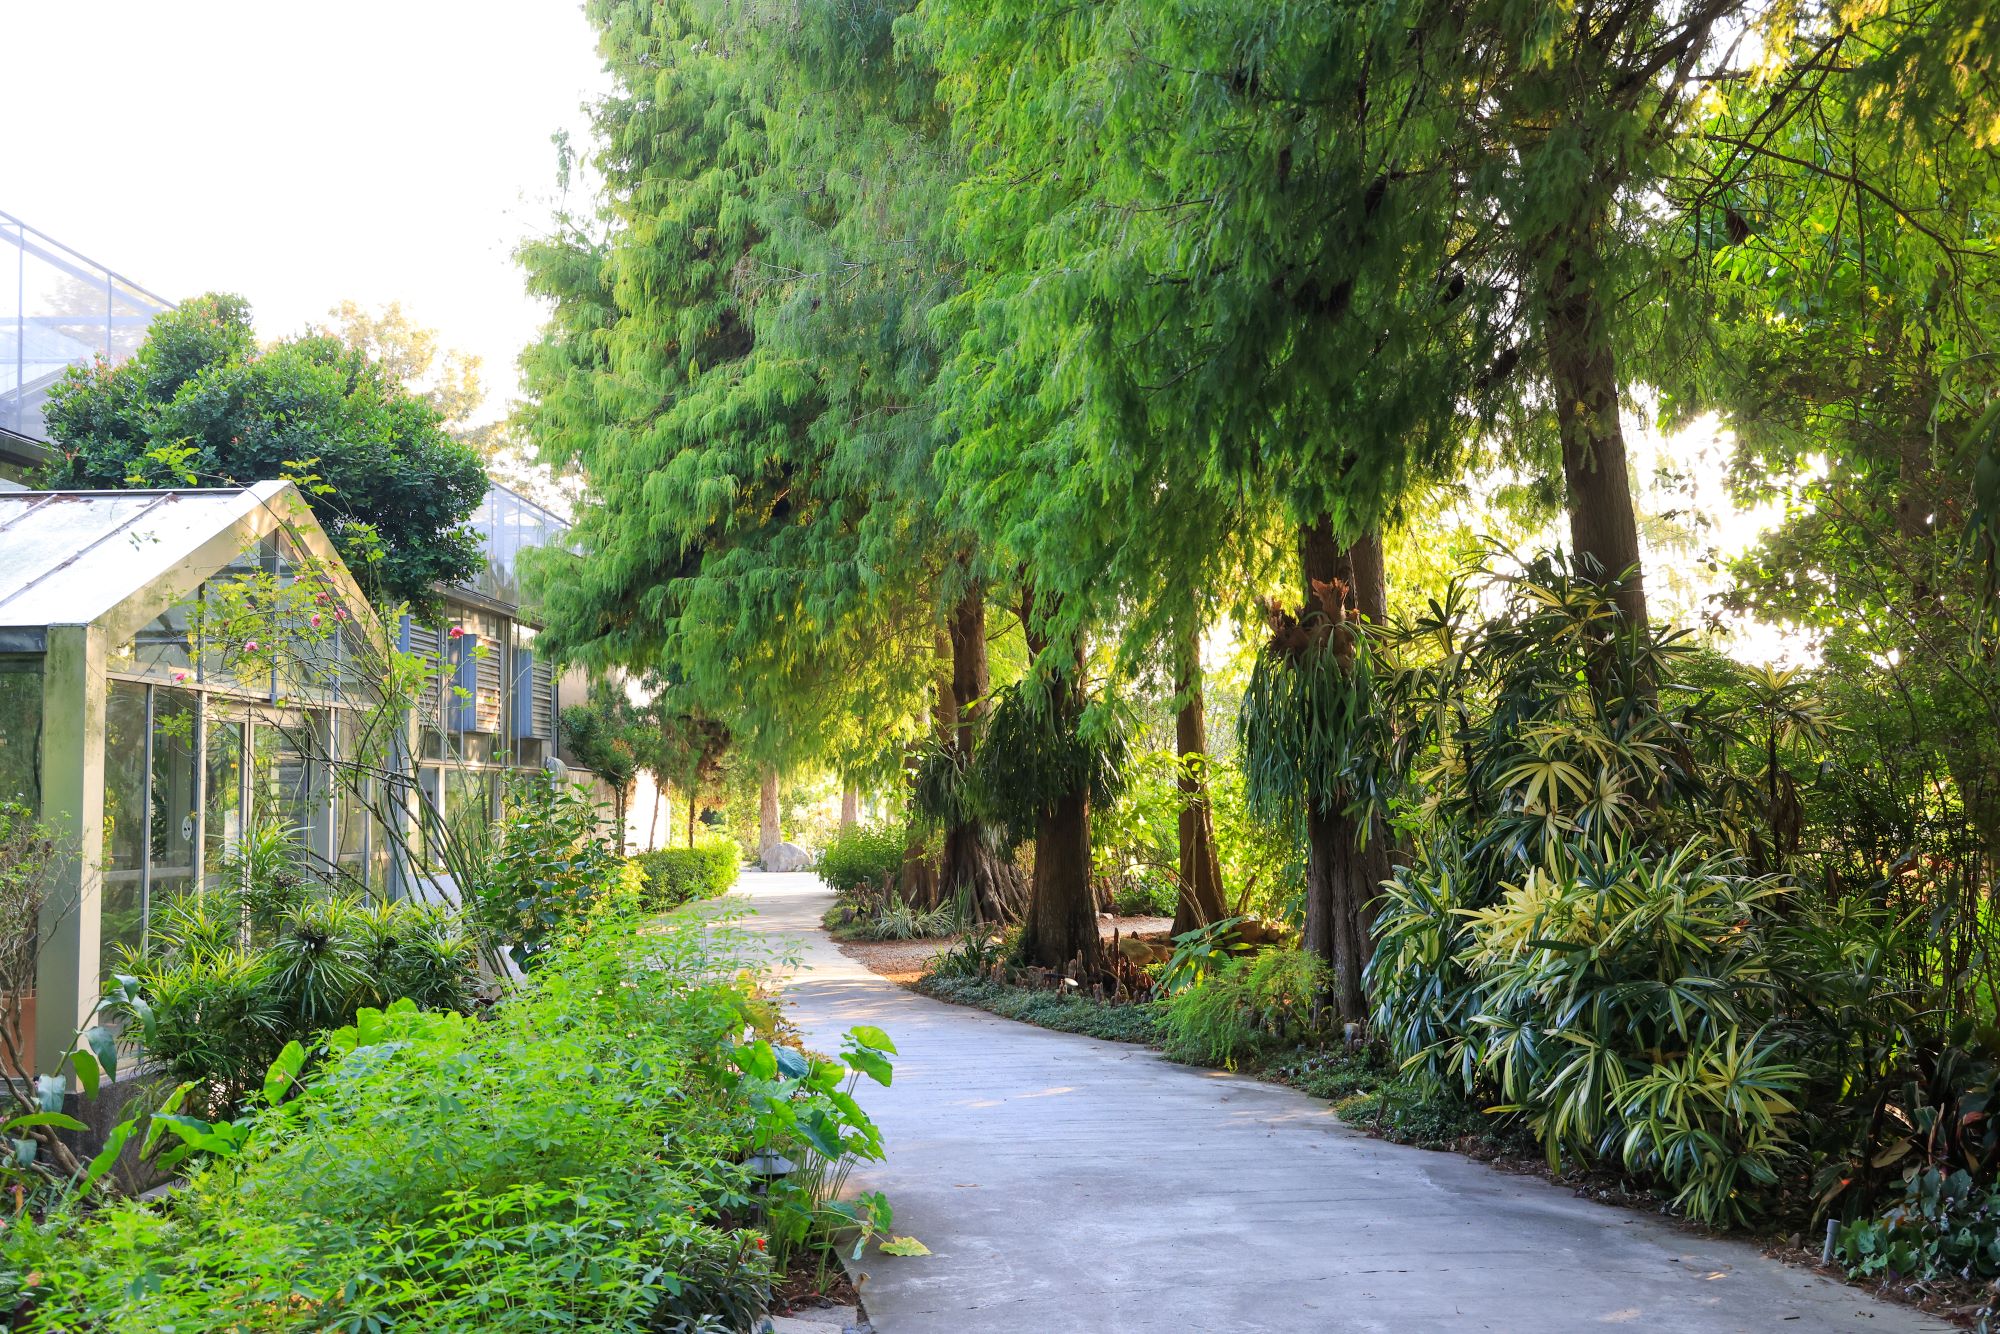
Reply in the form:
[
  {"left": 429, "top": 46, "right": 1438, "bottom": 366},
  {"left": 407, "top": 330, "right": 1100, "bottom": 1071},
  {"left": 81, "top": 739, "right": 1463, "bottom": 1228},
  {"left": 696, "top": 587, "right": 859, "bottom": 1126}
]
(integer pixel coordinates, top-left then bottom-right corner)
[
  {"left": 631, "top": 844, "right": 741, "bottom": 911},
  {"left": 814, "top": 822, "right": 907, "bottom": 896}
]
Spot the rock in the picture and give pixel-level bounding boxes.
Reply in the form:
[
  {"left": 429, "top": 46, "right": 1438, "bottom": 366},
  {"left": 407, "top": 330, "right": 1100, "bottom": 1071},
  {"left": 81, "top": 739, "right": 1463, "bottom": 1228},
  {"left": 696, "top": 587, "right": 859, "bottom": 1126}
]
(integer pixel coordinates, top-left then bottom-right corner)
[
  {"left": 760, "top": 840, "right": 814, "bottom": 872},
  {"left": 762, "top": 1313, "right": 858, "bottom": 1334},
  {"left": 778, "top": 1304, "right": 857, "bottom": 1327}
]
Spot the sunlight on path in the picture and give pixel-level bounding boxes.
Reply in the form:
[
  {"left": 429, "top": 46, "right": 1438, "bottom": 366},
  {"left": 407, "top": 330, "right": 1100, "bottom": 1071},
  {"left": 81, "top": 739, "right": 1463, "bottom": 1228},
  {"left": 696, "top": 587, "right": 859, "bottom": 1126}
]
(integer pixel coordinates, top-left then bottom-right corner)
[{"left": 735, "top": 871, "right": 1948, "bottom": 1334}]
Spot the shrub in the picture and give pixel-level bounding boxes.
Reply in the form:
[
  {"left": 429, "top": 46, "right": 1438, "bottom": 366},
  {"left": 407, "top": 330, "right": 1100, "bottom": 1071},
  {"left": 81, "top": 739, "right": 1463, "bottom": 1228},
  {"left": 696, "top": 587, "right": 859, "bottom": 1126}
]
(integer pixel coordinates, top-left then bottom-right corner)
[
  {"left": 1110, "top": 875, "right": 1176, "bottom": 918},
  {"left": 631, "top": 843, "right": 740, "bottom": 911},
  {"left": 1160, "top": 948, "right": 1329, "bottom": 1068},
  {"left": 814, "top": 822, "right": 908, "bottom": 896},
  {"left": 834, "top": 896, "right": 957, "bottom": 942},
  {"left": 466, "top": 773, "right": 634, "bottom": 970},
  {"left": 117, "top": 893, "right": 480, "bottom": 1114},
  {"left": 10, "top": 903, "right": 900, "bottom": 1331},
  {"left": 1835, "top": 1167, "right": 2000, "bottom": 1283},
  {"left": 1373, "top": 841, "right": 1813, "bottom": 1225}
]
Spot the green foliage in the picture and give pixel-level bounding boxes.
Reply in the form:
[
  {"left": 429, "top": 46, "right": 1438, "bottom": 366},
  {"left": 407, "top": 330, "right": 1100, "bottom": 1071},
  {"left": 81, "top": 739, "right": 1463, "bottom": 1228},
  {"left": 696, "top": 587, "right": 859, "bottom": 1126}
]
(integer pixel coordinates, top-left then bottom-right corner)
[
  {"left": 1836, "top": 1167, "right": 2000, "bottom": 1284},
  {"left": 8, "top": 904, "right": 897, "bottom": 1330},
  {"left": 1090, "top": 746, "right": 1183, "bottom": 916},
  {"left": 40, "top": 294, "right": 486, "bottom": 610},
  {"left": 1364, "top": 556, "right": 1885, "bottom": 1226},
  {"left": 1160, "top": 950, "right": 1330, "bottom": 1069},
  {"left": 1381, "top": 843, "right": 1809, "bottom": 1225},
  {"left": 1109, "top": 879, "right": 1176, "bottom": 919},
  {"left": 918, "top": 976, "right": 1164, "bottom": 1047},
  {"left": 465, "top": 773, "right": 636, "bottom": 970},
  {"left": 630, "top": 843, "right": 740, "bottom": 912},
  {"left": 814, "top": 822, "right": 910, "bottom": 897},
  {"left": 116, "top": 893, "right": 478, "bottom": 1115},
  {"left": 558, "top": 680, "right": 646, "bottom": 817},
  {"left": 973, "top": 679, "right": 1128, "bottom": 843},
  {"left": 929, "top": 924, "right": 1009, "bottom": 981},
  {"left": 835, "top": 897, "right": 957, "bottom": 943},
  {"left": 518, "top": 0, "right": 950, "bottom": 775},
  {"left": 1265, "top": 1046, "right": 1391, "bottom": 1107}
]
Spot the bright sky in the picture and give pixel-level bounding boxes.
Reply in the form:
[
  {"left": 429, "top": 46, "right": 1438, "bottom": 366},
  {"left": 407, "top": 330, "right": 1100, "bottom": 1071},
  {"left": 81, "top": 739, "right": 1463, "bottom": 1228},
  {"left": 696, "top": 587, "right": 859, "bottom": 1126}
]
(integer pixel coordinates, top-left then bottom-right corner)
[{"left": 2, "top": 0, "right": 611, "bottom": 422}]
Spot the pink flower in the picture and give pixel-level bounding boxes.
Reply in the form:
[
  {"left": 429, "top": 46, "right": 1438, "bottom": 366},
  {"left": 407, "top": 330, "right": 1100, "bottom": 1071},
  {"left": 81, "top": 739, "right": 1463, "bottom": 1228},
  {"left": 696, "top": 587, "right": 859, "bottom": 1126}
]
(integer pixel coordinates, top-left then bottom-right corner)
[
  {"left": 244, "top": 640, "right": 260, "bottom": 652},
  {"left": 334, "top": 608, "right": 349, "bottom": 622},
  {"left": 309, "top": 613, "right": 322, "bottom": 628},
  {"left": 448, "top": 626, "right": 465, "bottom": 640},
  {"left": 172, "top": 671, "right": 188, "bottom": 683}
]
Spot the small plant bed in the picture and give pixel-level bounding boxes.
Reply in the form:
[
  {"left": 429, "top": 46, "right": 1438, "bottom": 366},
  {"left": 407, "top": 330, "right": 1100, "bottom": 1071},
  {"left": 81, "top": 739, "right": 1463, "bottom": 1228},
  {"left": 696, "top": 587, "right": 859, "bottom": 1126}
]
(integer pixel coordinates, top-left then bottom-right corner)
[
  {"left": 771, "top": 1258, "right": 868, "bottom": 1330},
  {"left": 917, "top": 975, "right": 1165, "bottom": 1045}
]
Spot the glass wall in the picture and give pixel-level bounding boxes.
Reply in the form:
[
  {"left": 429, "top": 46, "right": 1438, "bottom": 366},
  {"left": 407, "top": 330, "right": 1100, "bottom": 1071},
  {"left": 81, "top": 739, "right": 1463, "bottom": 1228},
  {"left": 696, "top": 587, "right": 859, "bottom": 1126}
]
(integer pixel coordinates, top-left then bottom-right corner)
[
  {"left": 461, "top": 485, "right": 567, "bottom": 610},
  {"left": 101, "top": 682, "right": 148, "bottom": 965},
  {"left": 203, "top": 716, "right": 245, "bottom": 890},
  {"left": 0, "top": 210, "right": 173, "bottom": 444},
  {"left": 147, "top": 688, "right": 199, "bottom": 921},
  {"left": 0, "top": 658, "right": 40, "bottom": 808}
]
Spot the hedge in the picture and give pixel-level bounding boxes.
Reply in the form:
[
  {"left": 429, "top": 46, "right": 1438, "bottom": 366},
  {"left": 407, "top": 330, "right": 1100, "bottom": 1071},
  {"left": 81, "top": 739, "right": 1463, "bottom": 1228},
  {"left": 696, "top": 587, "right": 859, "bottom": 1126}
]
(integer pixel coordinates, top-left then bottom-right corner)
[{"left": 631, "top": 843, "right": 741, "bottom": 911}]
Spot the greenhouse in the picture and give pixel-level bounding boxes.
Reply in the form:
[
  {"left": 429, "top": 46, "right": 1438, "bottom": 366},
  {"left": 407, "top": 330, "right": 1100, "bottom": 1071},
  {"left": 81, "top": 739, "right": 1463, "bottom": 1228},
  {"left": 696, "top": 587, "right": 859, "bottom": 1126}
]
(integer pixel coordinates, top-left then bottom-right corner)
[{"left": 0, "top": 480, "right": 557, "bottom": 1075}]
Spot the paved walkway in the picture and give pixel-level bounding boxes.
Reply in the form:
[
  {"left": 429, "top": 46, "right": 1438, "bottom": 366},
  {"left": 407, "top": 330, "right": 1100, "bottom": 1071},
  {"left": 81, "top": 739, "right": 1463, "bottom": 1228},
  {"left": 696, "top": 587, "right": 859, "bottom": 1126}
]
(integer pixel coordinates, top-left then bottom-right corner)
[{"left": 738, "top": 871, "right": 1948, "bottom": 1334}]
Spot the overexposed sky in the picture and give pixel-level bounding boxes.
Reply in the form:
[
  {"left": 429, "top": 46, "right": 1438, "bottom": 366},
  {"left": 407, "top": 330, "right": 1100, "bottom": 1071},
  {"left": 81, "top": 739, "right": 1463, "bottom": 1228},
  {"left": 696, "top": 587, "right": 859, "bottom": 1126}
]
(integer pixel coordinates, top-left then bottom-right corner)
[{"left": 2, "top": 1, "right": 610, "bottom": 421}]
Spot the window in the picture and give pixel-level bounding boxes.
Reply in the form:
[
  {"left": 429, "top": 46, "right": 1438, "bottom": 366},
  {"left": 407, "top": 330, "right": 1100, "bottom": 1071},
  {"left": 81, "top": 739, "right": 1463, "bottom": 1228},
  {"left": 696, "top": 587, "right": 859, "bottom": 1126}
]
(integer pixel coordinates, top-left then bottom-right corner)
[
  {"left": 101, "top": 682, "right": 148, "bottom": 967},
  {"left": 0, "top": 658, "right": 40, "bottom": 809}
]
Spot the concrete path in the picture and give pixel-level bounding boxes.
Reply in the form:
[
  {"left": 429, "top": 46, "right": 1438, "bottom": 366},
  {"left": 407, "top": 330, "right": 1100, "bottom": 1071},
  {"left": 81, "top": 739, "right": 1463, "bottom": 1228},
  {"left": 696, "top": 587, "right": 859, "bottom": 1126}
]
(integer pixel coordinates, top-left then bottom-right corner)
[{"left": 738, "top": 871, "right": 1948, "bottom": 1334}]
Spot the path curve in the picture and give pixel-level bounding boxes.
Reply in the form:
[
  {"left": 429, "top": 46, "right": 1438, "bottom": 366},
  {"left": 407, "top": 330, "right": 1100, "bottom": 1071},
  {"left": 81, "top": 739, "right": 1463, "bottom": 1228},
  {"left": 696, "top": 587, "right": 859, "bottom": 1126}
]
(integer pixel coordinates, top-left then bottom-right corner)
[{"left": 738, "top": 871, "right": 1947, "bottom": 1334}]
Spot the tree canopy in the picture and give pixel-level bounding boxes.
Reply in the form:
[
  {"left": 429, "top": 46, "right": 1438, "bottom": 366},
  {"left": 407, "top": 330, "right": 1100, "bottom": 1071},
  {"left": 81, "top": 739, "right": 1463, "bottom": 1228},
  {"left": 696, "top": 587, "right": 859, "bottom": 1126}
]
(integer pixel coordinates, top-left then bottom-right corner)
[{"left": 42, "top": 293, "right": 488, "bottom": 611}]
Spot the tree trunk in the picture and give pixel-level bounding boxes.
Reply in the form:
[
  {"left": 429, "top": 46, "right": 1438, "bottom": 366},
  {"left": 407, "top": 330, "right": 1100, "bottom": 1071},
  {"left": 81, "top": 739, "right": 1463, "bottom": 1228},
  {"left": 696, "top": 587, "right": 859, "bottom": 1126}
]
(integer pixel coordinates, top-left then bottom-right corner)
[
  {"left": 1018, "top": 784, "right": 1098, "bottom": 974},
  {"left": 758, "top": 767, "right": 780, "bottom": 860},
  {"left": 937, "top": 586, "right": 1027, "bottom": 921},
  {"left": 840, "top": 781, "right": 859, "bottom": 833},
  {"left": 1170, "top": 636, "right": 1228, "bottom": 937},
  {"left": 1545, "top": 245, "right": 1648, "bottom": 633},
  {"left": 648, "top": 781, "right": 661, "bottom": 852},
  {"left": 686, "top": 779, "right": 697, "bottom": 848},
  {"left": 1297, "top": 517, "right": 1391, "bottom": 1026}
]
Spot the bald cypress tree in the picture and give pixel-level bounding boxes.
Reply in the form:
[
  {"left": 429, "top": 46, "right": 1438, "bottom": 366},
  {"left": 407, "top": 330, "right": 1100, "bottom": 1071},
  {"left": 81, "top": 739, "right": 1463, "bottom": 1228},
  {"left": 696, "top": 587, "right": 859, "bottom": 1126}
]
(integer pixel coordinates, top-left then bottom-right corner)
[
  {"left": 520, "top": 0, "right": 1021, "bottom": 916},
  {"left": 928, "top": 0, "right": 1497, "bottom": 1003}
]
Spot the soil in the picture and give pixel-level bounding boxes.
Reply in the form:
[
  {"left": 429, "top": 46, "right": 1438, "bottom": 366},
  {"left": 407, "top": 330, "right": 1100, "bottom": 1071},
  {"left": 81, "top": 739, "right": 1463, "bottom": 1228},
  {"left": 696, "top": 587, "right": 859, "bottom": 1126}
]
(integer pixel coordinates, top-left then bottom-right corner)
[
  {"left": 834, "top": 937, "right": 947, "bottom": 985},
  {"left": 772, "top": 1253, "right": 861, "bottom": 1316}
]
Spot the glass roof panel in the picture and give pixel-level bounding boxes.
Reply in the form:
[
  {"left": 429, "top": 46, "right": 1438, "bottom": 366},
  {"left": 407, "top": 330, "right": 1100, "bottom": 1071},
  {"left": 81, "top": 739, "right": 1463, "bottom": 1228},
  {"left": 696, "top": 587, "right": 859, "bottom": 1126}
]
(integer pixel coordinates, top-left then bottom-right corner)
[{"left": 0, "top": 488, "right": 274, "bottom": 628}]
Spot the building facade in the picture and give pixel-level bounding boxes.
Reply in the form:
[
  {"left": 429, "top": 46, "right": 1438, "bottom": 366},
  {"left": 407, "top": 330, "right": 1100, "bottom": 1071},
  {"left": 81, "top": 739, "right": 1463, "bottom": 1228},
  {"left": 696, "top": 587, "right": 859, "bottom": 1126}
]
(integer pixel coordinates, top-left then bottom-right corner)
[{"left": 0, "top": 212, "right": 571, "bottom": 1075}]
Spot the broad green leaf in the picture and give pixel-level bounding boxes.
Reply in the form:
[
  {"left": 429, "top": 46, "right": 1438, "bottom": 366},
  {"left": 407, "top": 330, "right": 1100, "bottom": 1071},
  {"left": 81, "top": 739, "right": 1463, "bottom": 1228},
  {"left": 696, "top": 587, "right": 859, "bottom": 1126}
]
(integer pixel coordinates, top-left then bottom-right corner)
[
  {"left": 83, "top": 1024, "right": 120, "bottom": 1083},
  {"left": 264, "top": 1040, "right": 307, "bottom": 1106},
  {"left": 879, "top": 1235, "right": 930, "bottom": 1256},
  {"left": 845, "top": 1047, "right": 893, "bottom": 1087},
  {"left": 847, "top": 1025, "right": 897, "bottom": 1055},
  {"left": 81, "top": 1119, "right": 137, "bottom": 1192},
  {"left": 3, "top": 1112, "right": 88, "bottom": 1134},
  {"left": 735, "top": 1040, "right": 778, "bottom": 1082},
  {"left": 69, "top": 1047, "right": 101, "bottom": 1098}
]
